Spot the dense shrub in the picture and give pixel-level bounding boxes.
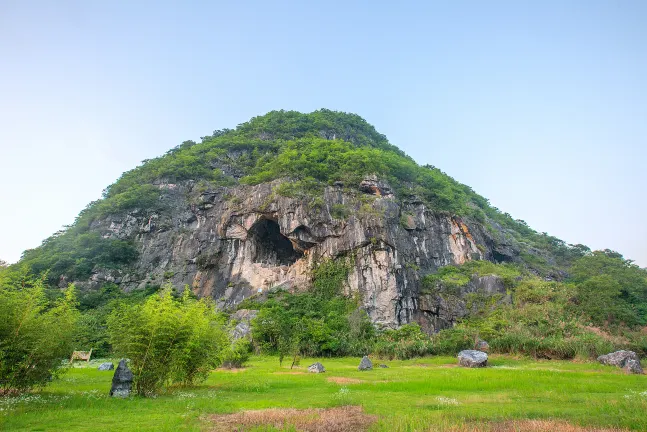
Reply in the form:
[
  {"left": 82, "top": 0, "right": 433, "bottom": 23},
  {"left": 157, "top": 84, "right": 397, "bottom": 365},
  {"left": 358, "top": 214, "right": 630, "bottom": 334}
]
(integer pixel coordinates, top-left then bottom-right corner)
[
  {"left": 373, "top": 324, "right": 432, "bottom": 360},
  {"left": 219, "top": 338, "right": 251, "bottom": 369},
  {"left": 429, "top": 260, "right": 647, "bottom": 360},
  {"left": 311, "top": 258, "right": 350, "bottom": 298},
  {"left": 0, "top": 278, "right": 78, "bottom": 395},
  {"left": 422, "top": 260, "right": 521, "bottom": 293},
  {"left": 107, "top": 287, "right": 227, "bottom": 395},
  {"left": 73, "top": 308, "right": 111, "bottom": 358},
  {"left": 18, "top": 232, "right": 139, "bottom": 285},
  {"left": 568, "top": 251, "right": 647, "bottom": 327},
  {"left": 250, "top": 291, "right": 375, "bottom": 361},
  {"left": 430, "top": 328, "right": 476, "bottom": 355}
]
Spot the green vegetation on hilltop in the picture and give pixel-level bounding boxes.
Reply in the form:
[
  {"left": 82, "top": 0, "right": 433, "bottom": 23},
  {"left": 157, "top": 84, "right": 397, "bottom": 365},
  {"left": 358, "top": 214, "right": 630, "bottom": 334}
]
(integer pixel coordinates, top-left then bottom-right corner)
[{"left": 8, "top": 109, "right": 594, "bottom": 283}]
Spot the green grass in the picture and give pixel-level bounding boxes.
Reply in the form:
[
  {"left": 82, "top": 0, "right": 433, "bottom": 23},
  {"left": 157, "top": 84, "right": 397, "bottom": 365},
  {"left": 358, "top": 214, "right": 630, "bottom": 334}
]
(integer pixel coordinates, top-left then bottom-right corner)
[{"left": 1, "top": 355, "right": 646, "bottom": 431}]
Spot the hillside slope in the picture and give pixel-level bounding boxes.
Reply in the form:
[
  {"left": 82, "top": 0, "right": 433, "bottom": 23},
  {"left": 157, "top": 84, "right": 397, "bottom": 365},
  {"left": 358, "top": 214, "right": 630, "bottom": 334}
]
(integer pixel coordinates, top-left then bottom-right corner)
[{"left": 11, "top": 110, "right": 617, "bottom": 330}]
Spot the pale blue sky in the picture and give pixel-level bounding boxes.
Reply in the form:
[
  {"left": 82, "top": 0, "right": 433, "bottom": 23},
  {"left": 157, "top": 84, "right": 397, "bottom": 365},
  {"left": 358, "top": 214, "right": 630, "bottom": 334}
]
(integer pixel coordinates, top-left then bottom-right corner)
[{"left": 1, "top": 1, "right": 645, "bottom": 266}]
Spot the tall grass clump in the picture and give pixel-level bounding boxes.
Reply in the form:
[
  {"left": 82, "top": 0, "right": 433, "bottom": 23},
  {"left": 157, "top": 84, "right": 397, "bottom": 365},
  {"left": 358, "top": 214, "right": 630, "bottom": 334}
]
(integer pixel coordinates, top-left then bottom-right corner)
[{"left": 373, "top": 324, "right": 433, "bottom": 360}]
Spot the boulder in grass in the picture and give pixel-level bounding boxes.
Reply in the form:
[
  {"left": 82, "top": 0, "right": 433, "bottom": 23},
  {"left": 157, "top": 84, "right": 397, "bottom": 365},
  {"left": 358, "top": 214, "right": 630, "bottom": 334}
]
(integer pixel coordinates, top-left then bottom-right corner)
[
  {"left": 110, "top": 359, "right": 133, "bottom": 398},
  {"left": 458, "top": 350, "right": 488, "bottom": 368},
  {"left": 622, "top": 359, "right": 644, "bottom": 375},
  {"left": 597, "top": 350, "right": 639, "bottom": 368},
  {"left": 358, "top": 356, "right": 373, "bottom": 371},
  {"left": 474, "top": 339, "right": 489, "bottom": 352},
  {"left": 378, "top": 364, "right": 389, "bottom": 368},
  {"left": 308, "top": 362, "right": 326, "bottom": 373},
  {"left": 98, "top": 362, "right": 114, "bottom": 371}
]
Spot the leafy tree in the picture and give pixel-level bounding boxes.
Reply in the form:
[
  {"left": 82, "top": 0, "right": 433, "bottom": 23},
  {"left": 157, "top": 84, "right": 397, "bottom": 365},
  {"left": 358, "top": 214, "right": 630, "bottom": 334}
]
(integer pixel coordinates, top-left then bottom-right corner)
[{"left": 569, "top": 251, "right": 647, "bottom": 326}]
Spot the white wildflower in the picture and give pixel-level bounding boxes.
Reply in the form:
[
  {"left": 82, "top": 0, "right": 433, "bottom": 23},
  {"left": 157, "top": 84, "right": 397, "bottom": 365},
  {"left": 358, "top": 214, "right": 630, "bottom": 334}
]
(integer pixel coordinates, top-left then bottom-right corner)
[{"left": 436, "top": 396, "right": 460, "bottom": 406}]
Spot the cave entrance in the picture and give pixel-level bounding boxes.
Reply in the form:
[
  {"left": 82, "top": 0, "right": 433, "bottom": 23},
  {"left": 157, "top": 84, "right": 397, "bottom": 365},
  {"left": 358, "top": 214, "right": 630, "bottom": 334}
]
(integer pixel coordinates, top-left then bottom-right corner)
[{"left": 249, "top": 218, "right": 302, "bottom": 266}]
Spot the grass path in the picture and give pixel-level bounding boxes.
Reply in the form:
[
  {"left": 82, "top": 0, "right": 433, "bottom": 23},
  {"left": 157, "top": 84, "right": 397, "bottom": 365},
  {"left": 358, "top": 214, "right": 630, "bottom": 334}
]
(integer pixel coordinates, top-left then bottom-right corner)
[{"left": 1, "top": 355, "right": 646, "bottom": 431}]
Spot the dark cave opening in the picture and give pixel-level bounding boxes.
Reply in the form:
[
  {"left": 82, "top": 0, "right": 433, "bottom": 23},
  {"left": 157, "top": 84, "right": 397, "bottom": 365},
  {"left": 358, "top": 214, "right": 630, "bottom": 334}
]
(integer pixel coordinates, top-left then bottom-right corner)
[
  {"left": 249, "top": 218, "right": 302, "bottom": 266},
  {"left": 492, "top": 250, "right": 513, "bottom": 264}
]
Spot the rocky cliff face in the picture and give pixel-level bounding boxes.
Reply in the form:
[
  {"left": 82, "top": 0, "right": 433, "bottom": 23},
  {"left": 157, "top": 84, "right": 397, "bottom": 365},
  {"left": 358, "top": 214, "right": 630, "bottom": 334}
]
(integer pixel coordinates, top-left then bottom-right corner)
[{"left": 82, "top": 173, "right": 517, "bottom": 332}]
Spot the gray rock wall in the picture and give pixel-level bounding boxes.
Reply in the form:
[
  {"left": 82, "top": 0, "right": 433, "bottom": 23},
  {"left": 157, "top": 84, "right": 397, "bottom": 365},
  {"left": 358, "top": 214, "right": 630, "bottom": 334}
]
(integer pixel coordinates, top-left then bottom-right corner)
[{"left": 79, "top": 177, "right": 518, "bottom": 331}]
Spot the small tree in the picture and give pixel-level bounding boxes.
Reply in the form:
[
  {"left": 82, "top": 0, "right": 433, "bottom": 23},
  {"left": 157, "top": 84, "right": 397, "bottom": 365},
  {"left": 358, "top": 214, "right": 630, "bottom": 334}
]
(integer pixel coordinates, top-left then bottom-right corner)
[
  {"left": 0, "top": 278, "right": 78, "bottom": 395},
  {"left": 107, "top": 286, "right": 226, "bottom": 395}
]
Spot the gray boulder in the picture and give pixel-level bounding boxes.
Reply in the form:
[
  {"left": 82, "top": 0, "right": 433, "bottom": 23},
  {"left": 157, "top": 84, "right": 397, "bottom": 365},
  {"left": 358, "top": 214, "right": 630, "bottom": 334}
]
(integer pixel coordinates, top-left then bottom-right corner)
[
  {"left": 110, "top": 359, "right": 133, "bottom": 397},
  {"left": 378, "top": 364, "right": 389, "bottom": 368},
  {"left": 308, "top": 362, "right": 326, "bottom": 373},
  {"left": 458, "top": 350, "right": 488, "bottom": 368},
  {"left": 597, "top": 350, "right": 640, "bottom": 367},
  {"left": 98, "top": 362, "right": 114, "bottom": 371},
  {"left": 358, "top": 356, "right": 373, "bottom": 371},
  {"left": 475, "top": 339, "right": 489, "bottom": 352},
  {"left": 622, "top": 359, "right": 644, "bottom": 375}
]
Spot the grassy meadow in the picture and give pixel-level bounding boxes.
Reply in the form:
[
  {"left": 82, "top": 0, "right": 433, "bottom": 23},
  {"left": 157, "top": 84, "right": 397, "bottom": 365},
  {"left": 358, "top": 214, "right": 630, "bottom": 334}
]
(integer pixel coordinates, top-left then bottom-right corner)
[{"left": 1, "top": 355, "right": 646, "bottom": 431}]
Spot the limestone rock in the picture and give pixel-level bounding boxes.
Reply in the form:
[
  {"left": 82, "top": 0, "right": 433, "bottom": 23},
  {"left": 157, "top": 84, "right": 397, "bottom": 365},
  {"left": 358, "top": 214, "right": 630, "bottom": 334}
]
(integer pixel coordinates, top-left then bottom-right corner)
[
  {"left": 72, "top": 172, "right": 522, "bottom": 331},
  {"left": 110, "top": 359, "right": 133, "bottom": 397},
  {"left": 401, "top": 214, "right": 416, "bottom": 230},
  {"left": 475, "top": 339, "right": 489, "bottom": 352},
  {"left": 359, "top": 175, "right": 393, "bottom": 197},
  {"left": 458, "top": 350, "right": 488, "bottom": 368},
  {"left": 230, "top": 309, "right": 259, "bottom": 340},
  {"left": 308, "top": 362, "right": 326, "bottom": 373},
  {"left": 622, "top": 359, "right": 644, "bottom": 375},
  {"left": 597, "top": 350, "right": 640, "bottom": 368},
  {"left": 358, "top": 356, "right": 373, "bottom": 371},
  {"left": 98, "top": 362, "right": 114, "bottom": 371}
]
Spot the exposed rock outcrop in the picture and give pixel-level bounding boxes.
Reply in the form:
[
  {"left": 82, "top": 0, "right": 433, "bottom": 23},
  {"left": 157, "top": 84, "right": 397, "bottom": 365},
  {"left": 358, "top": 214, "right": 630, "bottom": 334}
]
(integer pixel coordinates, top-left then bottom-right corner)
[
  {"left": 230, "top": 309, "right": 259, "bottom": 341},
  {"left": 75, "top": 173, "right": 520, "bottom": 331}
]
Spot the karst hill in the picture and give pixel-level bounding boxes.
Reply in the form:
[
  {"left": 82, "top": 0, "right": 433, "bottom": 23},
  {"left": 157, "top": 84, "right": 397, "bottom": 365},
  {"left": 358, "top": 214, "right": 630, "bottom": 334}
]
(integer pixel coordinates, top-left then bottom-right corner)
[{"left": 13, "top": 109, "right": 643, "bottom": 331}]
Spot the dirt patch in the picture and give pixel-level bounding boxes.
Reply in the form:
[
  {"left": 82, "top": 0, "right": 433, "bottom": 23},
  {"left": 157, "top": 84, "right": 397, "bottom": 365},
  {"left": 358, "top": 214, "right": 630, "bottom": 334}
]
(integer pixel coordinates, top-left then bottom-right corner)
[
  {"left": 207, "top": 405, "right": 376, "bottom": 432},
  {"left": 580, "top": 325, "right": 630, "bottom": 345},
  {"left": 326, "top": 377, "right": 364, "bottom": 384},
  {"left": 447, "top": 420, "right": 628, "bottom": 432},
  {"left": 273, "top": 371, "right": 306, "bottom": 375}
]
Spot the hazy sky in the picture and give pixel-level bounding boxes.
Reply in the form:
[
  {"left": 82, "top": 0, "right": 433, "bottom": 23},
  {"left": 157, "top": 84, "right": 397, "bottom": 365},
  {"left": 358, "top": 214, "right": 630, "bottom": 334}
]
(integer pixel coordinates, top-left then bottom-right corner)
[{"left": 1, "top": 1, "right": 646, "bottom": 266}]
